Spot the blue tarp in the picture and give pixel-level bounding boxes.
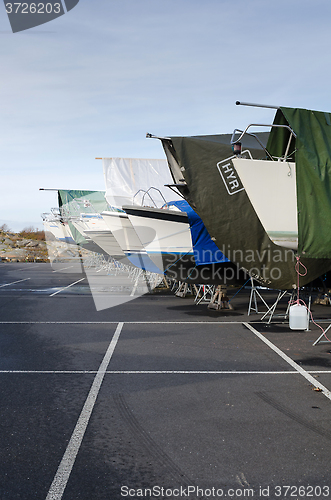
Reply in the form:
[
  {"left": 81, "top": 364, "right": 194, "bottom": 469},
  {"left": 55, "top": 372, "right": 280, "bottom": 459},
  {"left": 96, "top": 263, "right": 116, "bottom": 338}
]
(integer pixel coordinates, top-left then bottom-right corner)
[
  {"left": 167, "top": 200, "right": 229, "bottom": 266},
  {"left": 126, "top": 253, "right": 163, "bottom": 274}
]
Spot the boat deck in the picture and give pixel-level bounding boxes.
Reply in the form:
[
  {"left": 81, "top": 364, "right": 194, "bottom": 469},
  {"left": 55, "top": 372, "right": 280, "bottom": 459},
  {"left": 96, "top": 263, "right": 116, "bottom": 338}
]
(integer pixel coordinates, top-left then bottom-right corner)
[{"left": 1, "top": 263, "right": 331, "bottom": 499}]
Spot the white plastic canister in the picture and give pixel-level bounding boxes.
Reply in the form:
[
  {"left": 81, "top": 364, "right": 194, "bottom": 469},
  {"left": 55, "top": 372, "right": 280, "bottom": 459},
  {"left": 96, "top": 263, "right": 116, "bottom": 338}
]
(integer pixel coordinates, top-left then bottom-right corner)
[{"left": 289, "top": 303, "right": 309, "bottom": 330}]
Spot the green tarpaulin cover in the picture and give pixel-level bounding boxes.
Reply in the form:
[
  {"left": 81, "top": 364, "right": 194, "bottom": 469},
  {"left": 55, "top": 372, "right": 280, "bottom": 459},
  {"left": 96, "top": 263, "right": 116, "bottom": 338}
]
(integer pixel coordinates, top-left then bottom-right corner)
[
  {"left": 58, "top": 189, "right": 109, "bottom": 247},
  {"left": 268, "top": 107, "right": 331, "bottom": 259}
]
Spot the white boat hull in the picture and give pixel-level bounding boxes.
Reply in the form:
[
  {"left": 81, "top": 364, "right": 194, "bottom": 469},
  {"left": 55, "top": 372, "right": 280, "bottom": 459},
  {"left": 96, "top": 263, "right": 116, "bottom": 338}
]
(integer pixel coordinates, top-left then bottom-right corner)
[
  {"left": 123, "top": 205, "right": 193, "bottom": 256},
  {"left": 122, "top": 205, "right": 194, "bottom": 276},
  {"left": 232, "top": 158, "right": 298, "bottom": 250},
  {"left": 43, "top": 219, "right": 75, "bottom": 244},
  {"left": 101, "top": 211, "right": 163, "bottom": 273},
  {"left": 83, "top": 229, "right": 125, "bottom": 260}
]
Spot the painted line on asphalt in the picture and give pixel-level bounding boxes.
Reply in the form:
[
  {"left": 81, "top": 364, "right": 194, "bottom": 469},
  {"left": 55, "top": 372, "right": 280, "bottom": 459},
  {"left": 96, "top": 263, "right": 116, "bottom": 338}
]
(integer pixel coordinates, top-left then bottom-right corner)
[
  {"left": 1, "top": 370, "right": 331, "bottom": 374},
  {"left": 8, "top": 267, "right": 31, "bottom": 272},
  {"left": 243, "top": 322, "right": 331, "bottom": 400},
  {"left": 0, "top": 320, "right": 245, "bottom": 324},
  {"left": 0, "top": 278, "right": 31, "bottom": 288},
  {"left": 45, "top": 322, "right": 124, "bottom": 500},
  {"left": 0, "top": 321, "right": 121, "bottom": 324},
  {"left": 49, "top": 277, "right": 86, "bottom": 296},
  {"left": 52, "top": 266, "right": 75, "bottom": 273}
]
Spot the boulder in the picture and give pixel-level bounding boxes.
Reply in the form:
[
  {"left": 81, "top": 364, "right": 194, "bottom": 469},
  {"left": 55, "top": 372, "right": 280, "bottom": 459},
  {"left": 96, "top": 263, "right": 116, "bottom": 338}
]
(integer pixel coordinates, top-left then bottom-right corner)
[
  {"left": 26, "top": 241, "right": 40, "bottom": 248},
  {"left": 3, "top": 238, "right": 15, "bottom": 247},
  {"left": 15, "top": 240, "right": 27, "bottom": 247}
]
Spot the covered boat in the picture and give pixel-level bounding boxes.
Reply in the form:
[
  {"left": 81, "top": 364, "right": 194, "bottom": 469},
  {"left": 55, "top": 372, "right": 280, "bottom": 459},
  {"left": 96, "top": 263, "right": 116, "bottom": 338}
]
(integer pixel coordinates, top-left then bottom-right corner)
[
  {"left": 102, "top": 157, "right": 244, "bottom": 283},
  {"left": 57, "top": 189, "right": 122, "bottom": 257},
  {"left": 155, "top": 113, "right": 331, "bottom": 290}
]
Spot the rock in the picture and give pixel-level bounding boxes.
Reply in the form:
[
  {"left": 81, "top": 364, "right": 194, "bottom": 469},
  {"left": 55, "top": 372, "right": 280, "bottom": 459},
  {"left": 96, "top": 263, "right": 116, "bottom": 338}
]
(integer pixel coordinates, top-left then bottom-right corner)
[
  {"left": 3, "top": 238, "right": 16, "bottom": 247},
  {"left": 0, "top": 230, "right": 48, "bottom": 263},
  {"left": 26, "top": 241, "right": 40, "bottom": 248},
  {"left": 1, "top": 249, "right": 27, "bottom": 261},
  {"left": 15, "top": 240, "right": 27, "bottom": 247}
]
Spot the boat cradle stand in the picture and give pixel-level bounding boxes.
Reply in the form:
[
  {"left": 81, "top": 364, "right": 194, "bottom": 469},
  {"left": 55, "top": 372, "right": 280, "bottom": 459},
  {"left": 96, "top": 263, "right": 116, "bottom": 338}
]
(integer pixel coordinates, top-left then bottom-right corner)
[
  {"left": 194, "top": 284, "right": 216, "bottom": 305},
  {"left": 175, "top": 282, "right": 199, "bottom": 298},
  {"left": 208, "top": 285, "right": 233, "bottom": 311}
]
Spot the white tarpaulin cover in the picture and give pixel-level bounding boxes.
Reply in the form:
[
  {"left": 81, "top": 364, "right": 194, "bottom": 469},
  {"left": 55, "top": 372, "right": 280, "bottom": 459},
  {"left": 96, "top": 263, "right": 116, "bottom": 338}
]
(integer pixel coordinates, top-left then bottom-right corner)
[{"left": 103, "top": 158, "right": 180, "bottom": 208}]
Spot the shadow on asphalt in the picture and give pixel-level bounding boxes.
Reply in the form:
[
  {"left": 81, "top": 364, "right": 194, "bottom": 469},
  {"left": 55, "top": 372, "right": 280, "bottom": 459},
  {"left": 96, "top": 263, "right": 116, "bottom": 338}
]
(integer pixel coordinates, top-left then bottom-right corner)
[{"left": 165, "top": 304, "right": 244, "bottom": 317}]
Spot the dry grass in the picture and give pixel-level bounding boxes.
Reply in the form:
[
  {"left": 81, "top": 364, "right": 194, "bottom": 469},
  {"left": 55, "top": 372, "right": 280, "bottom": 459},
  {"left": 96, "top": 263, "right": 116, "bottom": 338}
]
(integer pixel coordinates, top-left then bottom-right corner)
[{"left": 18, "top": 226, "right": 45, "bottom": 241}]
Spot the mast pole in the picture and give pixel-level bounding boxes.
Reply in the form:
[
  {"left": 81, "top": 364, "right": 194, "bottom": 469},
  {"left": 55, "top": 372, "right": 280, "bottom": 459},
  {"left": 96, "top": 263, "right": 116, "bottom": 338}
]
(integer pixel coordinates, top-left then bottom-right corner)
[{"left": 236, "top": 101, "right": 280, "bottom": 110}]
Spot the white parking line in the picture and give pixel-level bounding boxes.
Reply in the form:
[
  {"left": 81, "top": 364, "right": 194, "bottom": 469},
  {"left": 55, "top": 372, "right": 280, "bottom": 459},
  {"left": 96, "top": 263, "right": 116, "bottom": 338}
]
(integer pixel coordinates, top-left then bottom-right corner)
[
  {"left": 49, "top": 277, "right": 86, "bottom": 296},
  {"left": 52, "top": 266, "right": 75, "bottom": 273},
  {"left": 45, "top": 322, "right": 123, "bottom": 500},
  {"left": 8, "top": 267, "right": 30, "bottom": 272},
  {"left": 243, "top": 322, "right": 331, "bottom": 401},
  {"left": 0, "top": 278, "right": 31, "bottom": 288},
  {"left": 1, "top": 369, "right": 331, "bottom": 374},
  {"left": 0, "top": 320, "right": 245, "bottom": 324}
]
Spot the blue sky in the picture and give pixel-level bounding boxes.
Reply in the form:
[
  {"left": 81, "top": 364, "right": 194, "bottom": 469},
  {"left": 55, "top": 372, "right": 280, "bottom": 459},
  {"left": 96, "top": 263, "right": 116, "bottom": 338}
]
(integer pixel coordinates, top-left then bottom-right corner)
[{"left": 1, "top": 0, "right": 331, "bottom": 231}]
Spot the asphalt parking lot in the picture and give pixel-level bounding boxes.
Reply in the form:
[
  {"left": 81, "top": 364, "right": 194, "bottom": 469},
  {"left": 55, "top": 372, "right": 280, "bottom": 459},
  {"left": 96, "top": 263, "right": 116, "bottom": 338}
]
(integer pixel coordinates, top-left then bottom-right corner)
[{"left": 1, "top": 263, "right": 331, "bottom": 500}]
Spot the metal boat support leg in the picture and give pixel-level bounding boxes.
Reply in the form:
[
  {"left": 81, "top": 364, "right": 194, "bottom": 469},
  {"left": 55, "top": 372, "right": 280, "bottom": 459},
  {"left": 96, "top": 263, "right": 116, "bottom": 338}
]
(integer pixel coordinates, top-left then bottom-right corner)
[
  {"left": 247, "top": 278, "right": 270, "bottom": 316},
  {"left": 175, "top": 282, "right": 195, "bottom": 298},
  {"left": 195, "top": 284, "right": 216, "bottom": 305},
  {"left": 313, "top": 324, "right": 331, "bottom": 346},
  {"left": 260, "top": 290, "right": 289, "bottom": 323}
]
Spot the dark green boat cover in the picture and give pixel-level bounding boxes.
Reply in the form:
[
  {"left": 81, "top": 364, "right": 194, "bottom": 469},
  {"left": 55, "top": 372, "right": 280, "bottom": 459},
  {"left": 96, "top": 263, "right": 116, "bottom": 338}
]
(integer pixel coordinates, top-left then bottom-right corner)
[
  {"left": 267, "top": 107, "right": 331, "bottom": 259},
  {"left": 163, "top": 130, "right": 331, "bottom": 290}
]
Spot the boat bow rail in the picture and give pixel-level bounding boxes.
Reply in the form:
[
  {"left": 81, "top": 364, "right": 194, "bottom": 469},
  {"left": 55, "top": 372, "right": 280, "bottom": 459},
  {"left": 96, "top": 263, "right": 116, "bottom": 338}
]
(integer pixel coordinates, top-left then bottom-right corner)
[
  {"left": 132, "top": 186, "right": 167, "bottom": 208},
  {"left": 231, "top": 123, "right": 296, "bottom": 163}
]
